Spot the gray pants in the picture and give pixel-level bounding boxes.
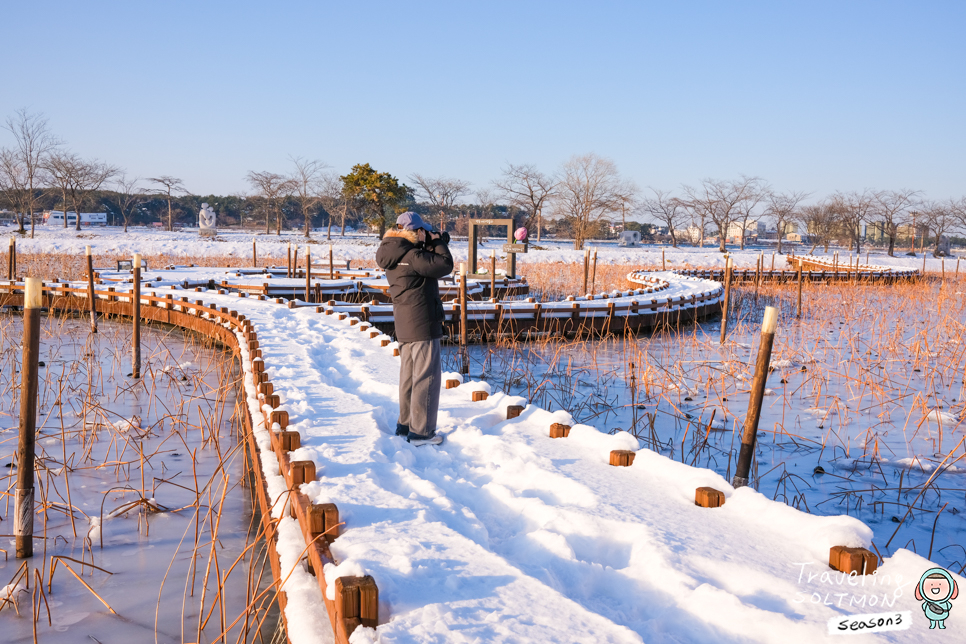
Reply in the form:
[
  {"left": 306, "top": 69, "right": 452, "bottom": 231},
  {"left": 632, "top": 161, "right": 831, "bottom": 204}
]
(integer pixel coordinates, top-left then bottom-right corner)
[{"left": 398, "top": 338, "right": 441, "bottom": 438}]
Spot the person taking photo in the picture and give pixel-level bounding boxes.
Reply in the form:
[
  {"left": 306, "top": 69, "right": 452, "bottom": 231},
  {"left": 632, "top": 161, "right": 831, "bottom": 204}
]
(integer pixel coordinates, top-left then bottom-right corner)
[{"left": 375, "top": 212, "right": 454, "bottom": 446}]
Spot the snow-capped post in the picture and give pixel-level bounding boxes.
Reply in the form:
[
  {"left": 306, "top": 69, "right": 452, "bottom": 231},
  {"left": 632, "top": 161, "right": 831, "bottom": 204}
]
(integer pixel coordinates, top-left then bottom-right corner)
[
  {"left": 796, "top": 262, "right": 803, "bottom": 319},
  {"left": 15, "top": 277, "right": 41, "bottom": 558},
  {"left": 719, "top": 256, "right": 732, "bottom": 344},
  {"left": 252, "top": 237, "right": 257, "bottom": 268},
  {"left": 732, "top": 306, "right": 778, "bottom": 489},
  {"left": 132, "top": 253, "right": 141, "bottom": 379},
  {"left": 490, "top": 250, "right": 496, "bottom": 300},
  {"left": 305, "top": 245, "right": 311, "bottom": 303},
  {"left": 591, "top": 248, "right": 598, "bottom": 295},
  {"left": 86, "top": 245, "right": 97, "bottom": 333},
  {"left": 583, "top": 248, "right": 590, "bottom": 294},
  {"left": 460, "top": 262, "right": 468, "bottom": 375}
]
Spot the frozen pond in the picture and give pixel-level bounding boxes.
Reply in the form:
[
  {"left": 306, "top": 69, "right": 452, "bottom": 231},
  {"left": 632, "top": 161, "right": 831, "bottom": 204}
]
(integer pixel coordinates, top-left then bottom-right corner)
[
  {"left": 448, "top": 280, "right": 966, "bottom": 572},
  {"left": 0, "top": 315, "right": 278, "bottom": 643}
]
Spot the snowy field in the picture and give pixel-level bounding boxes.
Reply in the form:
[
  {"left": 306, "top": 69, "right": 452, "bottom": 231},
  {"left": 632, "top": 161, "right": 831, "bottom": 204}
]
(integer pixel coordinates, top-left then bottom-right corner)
[{"left": 4, "top": 225, "right": 960, "bottom": 272}]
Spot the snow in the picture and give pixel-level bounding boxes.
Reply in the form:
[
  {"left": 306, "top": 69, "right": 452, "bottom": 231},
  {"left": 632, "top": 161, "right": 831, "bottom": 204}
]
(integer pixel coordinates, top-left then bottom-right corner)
[
  {"left": 5, "top": 226, "right": 959, "bottom": 272},
  {"left": 144, "top": 282, "right": 964, "bottom": 643}
]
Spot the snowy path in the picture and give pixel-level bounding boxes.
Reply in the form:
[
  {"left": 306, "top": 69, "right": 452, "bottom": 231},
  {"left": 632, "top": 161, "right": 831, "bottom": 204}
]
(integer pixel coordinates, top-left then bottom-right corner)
[{"left": 172, "top": 288, "right": 960, "bottom": 644}]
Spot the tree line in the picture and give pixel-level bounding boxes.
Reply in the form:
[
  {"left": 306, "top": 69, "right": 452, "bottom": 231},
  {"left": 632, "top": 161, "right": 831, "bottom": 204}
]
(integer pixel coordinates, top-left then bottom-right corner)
[{"left": 2, "top": 109, "right": 964, "bottom": 256}]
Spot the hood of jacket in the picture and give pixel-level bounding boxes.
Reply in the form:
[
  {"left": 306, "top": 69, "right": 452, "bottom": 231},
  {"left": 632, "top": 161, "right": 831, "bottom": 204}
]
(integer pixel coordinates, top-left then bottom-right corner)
[{"left": 376, "top": 229, "right": 418, "bottom": 270}]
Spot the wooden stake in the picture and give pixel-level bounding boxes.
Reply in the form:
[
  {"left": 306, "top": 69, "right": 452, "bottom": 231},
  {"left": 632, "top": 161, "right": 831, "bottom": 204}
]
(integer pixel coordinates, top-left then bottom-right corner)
[
  {"left": 662, "top": 248, "right": 666, "bottom": 271},
  {"left": 490, "top": 250, "right": 496, "bottom": 300},
  {"left": 15, "top": 278, "right": 41, "bottom": 558},
  {"left": 719, "top": 257, "right": 732, "bottom": 344},
  {"left": 460, "top": 263, "right": 468, "bottom": 375},
  {"left": 7, "top": 237, "right": 13, "bottom": 280},
  {"left": 770, "top": 252, "right": 775, "bottom": 271},
  {"left": 132, "top": 253, "right": 141, "bottom": 379},
  {"left": 86, "top": 246, "right": 97, "bottom": 333},
  {"left": 796, "top": 262, "right": 803, "bottom": 319},
  {"left": 305, "top": 246, "right": 311, "bottom": 302},
  {"left": 582, "top": 248, "right": 590, "bottom": 294},
  {"left": 733, "top": 307, "right": 778, "bottom": 488},
  {"left": 329, "top": 244, "right": 334, "bottom": 280},
  {"left": 252, "top": 238, "right": 257, "bottom": 268},
  {"left": 590, "top": 248, "right": 598, "bottom": 295}
]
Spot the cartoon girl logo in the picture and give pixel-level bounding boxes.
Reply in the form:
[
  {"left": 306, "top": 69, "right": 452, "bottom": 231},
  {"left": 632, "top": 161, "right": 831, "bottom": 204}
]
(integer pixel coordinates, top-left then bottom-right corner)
[{"left": 916, "top": 567, "right": 959, "bottom": 629}]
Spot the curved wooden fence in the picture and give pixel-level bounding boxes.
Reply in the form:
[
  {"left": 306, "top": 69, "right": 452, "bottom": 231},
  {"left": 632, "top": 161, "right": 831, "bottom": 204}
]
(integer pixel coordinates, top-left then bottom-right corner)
[{"left": 0, "top": 281, "right": 363, "bottom": 643}]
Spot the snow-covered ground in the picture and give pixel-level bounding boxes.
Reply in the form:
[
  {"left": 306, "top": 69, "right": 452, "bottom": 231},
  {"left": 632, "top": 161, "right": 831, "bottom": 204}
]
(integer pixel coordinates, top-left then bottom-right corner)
[
  {"left": 5, "top": 225, "right": 961, "bottom": 271},
  {"left": 154, "top": 285, "right": 961, "bottom": 643}
]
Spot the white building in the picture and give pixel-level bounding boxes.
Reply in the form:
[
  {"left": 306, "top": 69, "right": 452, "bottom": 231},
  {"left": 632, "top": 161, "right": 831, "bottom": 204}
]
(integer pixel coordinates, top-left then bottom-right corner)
[{"left": 43, "top": 211, "right": 108, "bottom": 227}]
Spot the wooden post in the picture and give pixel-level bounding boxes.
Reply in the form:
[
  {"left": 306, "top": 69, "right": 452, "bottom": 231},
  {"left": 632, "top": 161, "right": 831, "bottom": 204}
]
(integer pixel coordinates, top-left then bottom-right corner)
[
  {"left": 86, "top": 246, "right": 97, "bottom": 333},
  {"left": 252, "top": 237, "right": 257, "bottom": 268},
  {"left": 305, "top": 245, "right": 312, "bottom": 302},
  {"left": 329, "top": 244, "right": 334, "bottom": 280},
  {"left": 922, "top": 253, "right": 926, "bottom": 275},
  {"left": 719, "top": 257, "right": 732, "bottom": 344},
  {"left": 956, "top": 257, "right": 960, "bottom": 277},
  {"left": 132, "top": 253, "right": 141, "bottom": 379},
  {"left": 770, "top": 252, "right": 775, "bottom": 272},
  {"left": 490, "top": 250, "right": 496, "bottom": 300},
  {"left": 7, "top": 237, "right": 13, "bottom": 280},
  {"left": 582, "top": 248, "right": 590, "bottom": 294},
  {"left": 796, "top": 262, "right": 803, "bottom": 320},
  {"left": 733, "top": 306, "right": 778, "bottom": 488},
  {"left": 15, "top": 278, "right": 41, "bottom": 558},
  {"left": 754, "top": 254, "right": 761, "bottom": 301},
  {"left": 287, "top": 242, "right": 292, "bottom": 278},
  {"left": 590, "top": 248, "right": 598, "bottom": 295},
  {"left": 460, "top": 263, "right": 468, "bottom": 375},
  {"left": 293, "top": 247, "right": 298, "bottom": 278}
]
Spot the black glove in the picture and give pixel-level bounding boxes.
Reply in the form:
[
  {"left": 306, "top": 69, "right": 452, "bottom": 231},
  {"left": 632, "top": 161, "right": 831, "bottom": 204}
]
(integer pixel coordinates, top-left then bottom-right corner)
[{"left": 438, "top": 231, "right": 451, "bottom": 245}]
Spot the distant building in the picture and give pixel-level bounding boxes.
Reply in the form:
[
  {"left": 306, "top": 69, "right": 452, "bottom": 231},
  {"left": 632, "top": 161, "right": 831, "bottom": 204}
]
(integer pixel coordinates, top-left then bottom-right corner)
[{"left": 43, "top": 211, "right": 107, "bottom": 227}]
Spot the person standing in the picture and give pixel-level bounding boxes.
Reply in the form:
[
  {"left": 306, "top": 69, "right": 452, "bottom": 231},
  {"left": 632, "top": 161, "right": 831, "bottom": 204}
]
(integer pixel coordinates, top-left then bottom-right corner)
[{"left": 376, "top": 212, "right": 454, "bottom": 445}]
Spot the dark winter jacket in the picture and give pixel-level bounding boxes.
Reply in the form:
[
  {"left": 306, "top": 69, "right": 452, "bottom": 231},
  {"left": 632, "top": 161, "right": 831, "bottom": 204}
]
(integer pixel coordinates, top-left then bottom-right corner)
[{"left": 375, "top": 229, "right": 454, "bottom": 342}]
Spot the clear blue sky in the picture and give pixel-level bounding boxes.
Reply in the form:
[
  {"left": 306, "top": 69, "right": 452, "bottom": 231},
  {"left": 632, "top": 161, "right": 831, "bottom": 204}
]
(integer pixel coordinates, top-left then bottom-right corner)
[{"left": 3, "top": 1, "right": 964, "bottom": 200}]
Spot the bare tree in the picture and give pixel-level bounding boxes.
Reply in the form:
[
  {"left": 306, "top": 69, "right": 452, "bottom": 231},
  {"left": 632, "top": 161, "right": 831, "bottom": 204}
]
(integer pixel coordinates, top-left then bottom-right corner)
[
  {"left": 318, "top": 172, "right": 348, "bottom": 240},
  {"left": 921, "top": 199, "right": 958, "bottom": 257},
  {"left": 682, "top": 177, "right": 762, "bottom": 252},
  {"left": 42, "top": 151, "right": 81, "bottom": 229},
  {"left": 833, "top": 190, "right": 877, "bottom": 255},
  {"left": 553, "top": 153, "right": 623, "bottom": 250},
  {"left": 798, "top": 201, "right": 839, "bottom": 253},
  {"left": 409, "top": 174, "right": 471, "bottom": 232},
  {"left": 1, "top": 109, "right": 61, "bottom": 237},
  {"left": 871, "top": 189, "right": 920, "bottom": 257},
  {"left": 731, "top": 177, "right": 767, "bottom": 250},
  {"left": 247, "top": 171, "right": 295, "bottom": 235},
  {"left": 765, "top": 190, "right": 809, "bottom": 254},
  {"left": 640, "top": 188, "right": 686, "bottom": 247},
  {"left": 290, "top": 157, "right": 329, "bottom": 238},
  {"left": 45, "top": 153, "right": 117, "bottom": 231},
  {"left": 148, "top": 176, "right": 187, "bottom": 231},
  {"left": 492, "top": 163, "right": 557, "bottom": 241},
  {"left": 112, "top": 173, "right": 146, "bottom": 233}
]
